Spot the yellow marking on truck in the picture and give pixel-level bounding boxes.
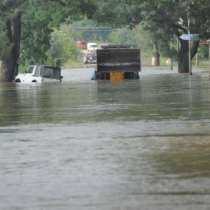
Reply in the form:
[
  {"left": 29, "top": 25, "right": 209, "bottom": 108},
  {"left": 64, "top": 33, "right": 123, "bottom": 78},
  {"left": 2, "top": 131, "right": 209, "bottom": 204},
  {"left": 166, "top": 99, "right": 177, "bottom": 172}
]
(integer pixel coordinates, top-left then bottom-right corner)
[{"left": 110, "top": 71, "right": 124, "bottom": 81}]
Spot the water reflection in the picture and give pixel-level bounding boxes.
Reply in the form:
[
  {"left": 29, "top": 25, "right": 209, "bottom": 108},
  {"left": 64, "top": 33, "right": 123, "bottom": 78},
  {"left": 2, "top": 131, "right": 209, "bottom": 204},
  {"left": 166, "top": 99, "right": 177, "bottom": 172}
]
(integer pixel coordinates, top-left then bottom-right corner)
[
  {"left": 95, "top": 73, "right": 210, "bottom": 122},
  {"left": 0, "top": 72, "right": 210, "bottom": 126},
  {"left": 0, "top": 83, "right": 21, "bottom": 126}
]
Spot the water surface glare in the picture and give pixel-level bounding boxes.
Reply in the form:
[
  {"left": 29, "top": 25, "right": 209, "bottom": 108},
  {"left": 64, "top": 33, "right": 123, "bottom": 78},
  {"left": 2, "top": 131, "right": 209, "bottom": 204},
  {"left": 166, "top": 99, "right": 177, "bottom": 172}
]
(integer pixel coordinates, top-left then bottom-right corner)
[{"left": 0, "top": 68, "right": 210, "bottom": 210}]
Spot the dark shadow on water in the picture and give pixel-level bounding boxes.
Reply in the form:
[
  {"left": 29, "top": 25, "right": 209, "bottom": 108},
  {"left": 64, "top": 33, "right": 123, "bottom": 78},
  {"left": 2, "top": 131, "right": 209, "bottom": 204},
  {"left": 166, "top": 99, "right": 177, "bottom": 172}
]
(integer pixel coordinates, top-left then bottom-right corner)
[
  {"left": 150, "top": 136, "right": 210, "bottom": 178},
  {"left": 0, "top": 83, "right": 21, "bottom": 126}
]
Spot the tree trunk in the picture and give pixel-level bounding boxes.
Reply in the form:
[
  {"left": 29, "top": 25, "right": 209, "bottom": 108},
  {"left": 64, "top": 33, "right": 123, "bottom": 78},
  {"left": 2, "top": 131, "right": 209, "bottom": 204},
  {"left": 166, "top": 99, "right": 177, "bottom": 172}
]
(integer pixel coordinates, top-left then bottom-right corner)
[
  {"left": 0, "top": 11, "right": 21, "bottom": 82},
  {"left": 152, "top": 41, "right": 160, "bottom": 66},
  {"left": 178, "top": 39, "right": 189, "bottom": 73},
  {"left": 178, "top": 39, "right": 199, "bottom": 73}
]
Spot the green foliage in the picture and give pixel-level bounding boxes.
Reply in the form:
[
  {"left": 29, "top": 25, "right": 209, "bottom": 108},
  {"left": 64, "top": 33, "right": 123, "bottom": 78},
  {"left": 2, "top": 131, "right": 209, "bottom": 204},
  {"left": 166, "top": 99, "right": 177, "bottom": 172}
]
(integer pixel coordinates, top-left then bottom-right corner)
[
  {"left": 132, "top": 25, "right": 153, "bottom": 49},
  {"left": 79, "top": 0, "right": 97, "bottom": 19},
  {"left": 70, "top": 18, "right": 113, "bottom": 42},
  {"left": 108, "top": 25, "right": 153, "bottom": 49},
  {"left": 2, "top": 0, "right": 210, "bottom": 71},
  {"left": 71, "top": 18, "right": 98, "bottom": 41},
  {"left": 108, "top": 28, "right": 137, "bottom": 46},
  {"left": 94, "top": 0, "right": 141, "bottom": 27},
  {"left": 19, "top": 0, "right": 82, "bottom": 67},
  {"left": 47, "top": 24, "right": 81, "bottom": 66},
  {"left": 93, "top": 0, "right": 210, "bottom": 63},
  {"left": 197, "top": 45, "right": 209, "bottom": 59},
  {"left": 1, "top": 0, "right": 96, "bottom": 69},
  {"left": 108, "top": 25, "right": 155, "bottom": 64}
]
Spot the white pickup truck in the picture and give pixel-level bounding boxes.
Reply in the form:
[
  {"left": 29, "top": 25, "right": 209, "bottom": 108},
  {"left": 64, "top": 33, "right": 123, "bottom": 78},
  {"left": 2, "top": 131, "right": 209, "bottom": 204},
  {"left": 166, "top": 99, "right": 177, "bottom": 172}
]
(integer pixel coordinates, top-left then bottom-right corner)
[{"left": 15, "top": 65, "right": 63, "bottom": 83}]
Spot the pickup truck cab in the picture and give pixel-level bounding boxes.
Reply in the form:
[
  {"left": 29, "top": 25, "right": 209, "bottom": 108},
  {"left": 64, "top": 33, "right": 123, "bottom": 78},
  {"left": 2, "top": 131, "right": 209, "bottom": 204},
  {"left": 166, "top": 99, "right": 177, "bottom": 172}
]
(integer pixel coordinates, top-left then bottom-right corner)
[{"left": 15, "top": 65, "right": 63, "bottom": 83}]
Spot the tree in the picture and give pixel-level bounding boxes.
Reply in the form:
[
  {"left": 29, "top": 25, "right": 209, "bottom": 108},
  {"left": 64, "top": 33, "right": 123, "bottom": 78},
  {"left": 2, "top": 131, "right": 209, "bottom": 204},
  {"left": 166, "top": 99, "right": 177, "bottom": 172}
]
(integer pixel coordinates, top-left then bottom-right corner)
[
  {"left": 20, "top": 0, "right": 81, "bottom": 69},
  {"left": 0, "top": 0, "right": 22, "bottom": 81},
  {"left": 126, "top": 0, "right": 210, "bottom": 72},
  {"left": 94, "top": 0, "right": 210, "bottom": 72},
  {"left": 0, "top": 0, "right": 90, "bottom": 81},
  {"left": 94, "top": 0, "right": 163, "bottom": 65}
]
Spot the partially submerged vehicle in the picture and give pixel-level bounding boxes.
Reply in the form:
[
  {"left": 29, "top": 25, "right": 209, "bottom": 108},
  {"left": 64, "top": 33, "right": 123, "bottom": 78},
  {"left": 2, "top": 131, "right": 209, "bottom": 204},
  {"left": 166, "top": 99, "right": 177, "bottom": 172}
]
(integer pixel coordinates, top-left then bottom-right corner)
[
  {"left": 15, "top": 65, "right": 63, "bottom": 83},
  {"left": 92, "top": 44, "right": 141, "bottom": 80}
]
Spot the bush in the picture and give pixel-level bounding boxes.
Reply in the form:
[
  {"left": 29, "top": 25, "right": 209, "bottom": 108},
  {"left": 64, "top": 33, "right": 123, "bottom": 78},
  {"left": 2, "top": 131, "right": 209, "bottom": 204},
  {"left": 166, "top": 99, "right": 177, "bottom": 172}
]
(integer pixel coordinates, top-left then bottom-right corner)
[{"left": 47, "top": 24, "right": 81, "bottom": 66}]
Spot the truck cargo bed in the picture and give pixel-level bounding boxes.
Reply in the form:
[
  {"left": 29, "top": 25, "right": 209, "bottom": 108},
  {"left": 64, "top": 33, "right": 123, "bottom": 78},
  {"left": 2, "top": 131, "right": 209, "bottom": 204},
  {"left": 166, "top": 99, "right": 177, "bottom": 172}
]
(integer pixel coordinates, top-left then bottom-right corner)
[{"left": 97, "top": 48, "right": 141, "bottom": 72}]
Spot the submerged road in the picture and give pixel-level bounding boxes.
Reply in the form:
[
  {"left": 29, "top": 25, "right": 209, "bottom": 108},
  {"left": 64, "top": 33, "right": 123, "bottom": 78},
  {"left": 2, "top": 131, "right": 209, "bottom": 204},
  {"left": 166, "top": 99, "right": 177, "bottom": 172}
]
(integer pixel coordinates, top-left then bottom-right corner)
[{"left": 0, "top": 66, "right": 210, "bottom": 210}]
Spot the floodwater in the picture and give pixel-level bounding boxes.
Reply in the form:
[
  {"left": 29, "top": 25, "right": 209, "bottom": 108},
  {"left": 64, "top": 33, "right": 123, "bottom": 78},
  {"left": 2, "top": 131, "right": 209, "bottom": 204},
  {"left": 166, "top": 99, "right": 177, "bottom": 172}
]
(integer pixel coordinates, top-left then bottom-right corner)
[{"left": 0, "top": 67, "right": 210, "bottom": 210}]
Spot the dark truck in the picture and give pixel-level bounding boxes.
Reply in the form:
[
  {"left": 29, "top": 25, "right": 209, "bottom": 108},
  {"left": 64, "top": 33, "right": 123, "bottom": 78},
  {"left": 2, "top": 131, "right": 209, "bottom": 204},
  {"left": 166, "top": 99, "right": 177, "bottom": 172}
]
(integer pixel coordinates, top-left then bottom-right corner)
[{"left": 93, "top": 45, "right": 141, "bottom": 80}]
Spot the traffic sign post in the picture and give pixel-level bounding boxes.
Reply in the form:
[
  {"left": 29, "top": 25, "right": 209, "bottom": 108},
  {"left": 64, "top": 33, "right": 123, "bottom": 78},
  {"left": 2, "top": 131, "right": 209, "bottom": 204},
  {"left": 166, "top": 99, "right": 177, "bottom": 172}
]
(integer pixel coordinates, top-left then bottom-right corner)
[
  {"left": 179, "top": 34, "right": 199, "bottom": 41},
  {"left": 187, "top": 13, "right": 191, "bottom": 75}
]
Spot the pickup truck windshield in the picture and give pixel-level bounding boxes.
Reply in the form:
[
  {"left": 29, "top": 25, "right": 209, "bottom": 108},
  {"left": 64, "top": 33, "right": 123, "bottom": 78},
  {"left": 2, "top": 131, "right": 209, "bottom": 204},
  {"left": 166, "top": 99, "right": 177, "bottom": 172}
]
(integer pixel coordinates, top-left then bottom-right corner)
[{"left": 40, "top": 67, "right": 61, "bottom": 79}]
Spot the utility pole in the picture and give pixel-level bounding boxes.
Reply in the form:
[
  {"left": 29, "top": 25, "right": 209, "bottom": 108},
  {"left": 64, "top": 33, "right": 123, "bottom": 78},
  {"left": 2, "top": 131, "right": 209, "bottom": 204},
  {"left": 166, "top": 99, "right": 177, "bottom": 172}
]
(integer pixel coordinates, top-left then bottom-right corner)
[
  {"left": 209, "top": 40, "right": 210, "bottom": 80},
  {"left": 187, "top": 6, "right": 192, "bottom": 75}
]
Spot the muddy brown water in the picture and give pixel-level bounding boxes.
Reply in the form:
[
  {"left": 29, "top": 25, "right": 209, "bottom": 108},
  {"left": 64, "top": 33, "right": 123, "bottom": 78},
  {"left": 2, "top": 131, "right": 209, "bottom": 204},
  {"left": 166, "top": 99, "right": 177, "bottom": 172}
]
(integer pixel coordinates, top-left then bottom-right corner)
[{"left": 0, "top": 67, "right": 210, "bottom": 210}]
